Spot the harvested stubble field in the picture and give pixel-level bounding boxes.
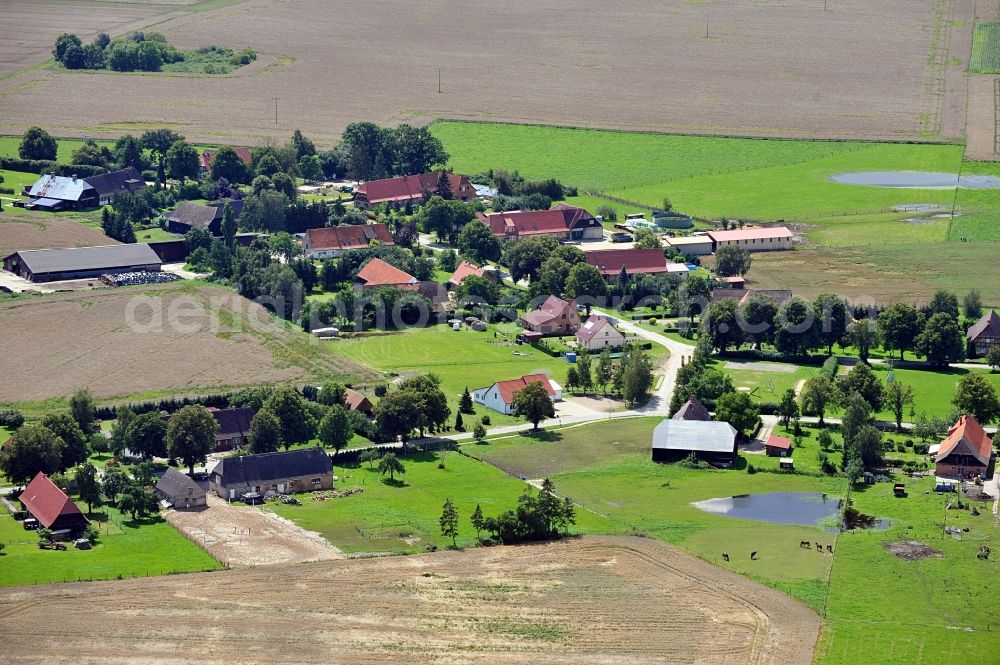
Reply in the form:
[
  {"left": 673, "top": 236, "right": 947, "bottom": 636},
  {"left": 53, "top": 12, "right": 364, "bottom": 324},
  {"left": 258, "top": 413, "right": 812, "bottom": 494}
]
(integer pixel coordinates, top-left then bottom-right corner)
[
  {"left": 0, "top": 536, "right": 820, "bottom": 665},
  {"left": 0, "top": 282, "right": 374, "bottom": 403},
  {"left": 0, "top": 0, "right": 971, "bottom": 144},
  {"left": 0, "top": 213, "right": 115, "bottom": 255}
]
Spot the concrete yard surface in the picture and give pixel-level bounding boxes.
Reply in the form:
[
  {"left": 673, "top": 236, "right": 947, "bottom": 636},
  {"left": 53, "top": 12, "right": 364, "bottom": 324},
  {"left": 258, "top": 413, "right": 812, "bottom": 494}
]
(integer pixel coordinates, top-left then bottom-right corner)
[{"left": 0, "top": 536, "right": 819, "bottom": 664}]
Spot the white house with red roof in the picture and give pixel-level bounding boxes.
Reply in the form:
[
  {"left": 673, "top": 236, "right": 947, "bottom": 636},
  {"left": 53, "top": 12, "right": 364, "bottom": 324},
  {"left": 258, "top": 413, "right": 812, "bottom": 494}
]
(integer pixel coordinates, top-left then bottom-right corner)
[
  {"left": 353, "top": 172, "right": 476, "bottom": 209},
  {"left": 478, "top": 204, "right": 603, "bottom": 242},
  {"left": 935, "top": 415, "right": 994, "bottom": 479},
  {"left": 303, "top": 223, "right": 394, "bottom": 259},
  {"left": 355, "top": 258, "right": 417, "bottom": 288},
  {"left": 706, "top": 226, "right": 793, "bottom": 252},
  {"left": 575, "top": 314, "right": 626, "bottom": 351},
  {"left": 473, "top": 373, "right": 562, "bottom": 415}
]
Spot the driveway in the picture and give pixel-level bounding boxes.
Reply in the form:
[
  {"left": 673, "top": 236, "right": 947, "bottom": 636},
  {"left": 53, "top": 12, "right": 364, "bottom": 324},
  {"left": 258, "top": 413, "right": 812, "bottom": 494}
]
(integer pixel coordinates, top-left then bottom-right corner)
[{"left": 165, "top": 494, "right": 342, "bottom": 567}]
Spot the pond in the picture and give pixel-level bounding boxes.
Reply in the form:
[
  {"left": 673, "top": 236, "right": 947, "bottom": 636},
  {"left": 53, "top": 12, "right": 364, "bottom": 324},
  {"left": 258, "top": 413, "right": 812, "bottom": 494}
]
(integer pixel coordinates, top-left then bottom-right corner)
[
  {"left": 692, "top": 492, "right": 890, "bottom": 531},
  {"left": 830, "top": 171, "right": 1000, "bottom": 189}
]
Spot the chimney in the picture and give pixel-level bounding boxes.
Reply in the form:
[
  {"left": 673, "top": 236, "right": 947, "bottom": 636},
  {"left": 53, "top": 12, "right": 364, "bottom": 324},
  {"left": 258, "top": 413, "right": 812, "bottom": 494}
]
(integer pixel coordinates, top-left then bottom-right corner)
[{"left": 72, "top": 174, "right": 78, "bottom": 182}]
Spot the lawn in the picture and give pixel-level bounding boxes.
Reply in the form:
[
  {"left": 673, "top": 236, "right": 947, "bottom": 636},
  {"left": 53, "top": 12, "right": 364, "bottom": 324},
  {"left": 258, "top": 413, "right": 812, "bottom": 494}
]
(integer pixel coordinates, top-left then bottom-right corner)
[
  {"left": 970, "top": 22, "right": 1000, "bottom": 73},
  {"left": 334, "top": 324, "right": 571, "bottom": 427},
  {"left": 0, "top": 503, "right": 222, "bottom": 587},
  {"left": 867, "top": 365, "right": 1000, "bottom": 421},
  {"left": 267, "top": 449, "right": 616, "bottom": 553},
  {"left": 134, "top": 226, "right": 182, "bottom": 243},
  {"left": 713, "top": 358, "right": 818, "bottom": 405}
]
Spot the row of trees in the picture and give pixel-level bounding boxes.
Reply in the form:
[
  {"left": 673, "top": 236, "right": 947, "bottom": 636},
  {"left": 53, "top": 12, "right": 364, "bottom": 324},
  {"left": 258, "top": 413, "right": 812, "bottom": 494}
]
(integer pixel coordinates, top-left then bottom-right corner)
[{"left": 564, "top": 346, "right": 656, "bottom": 408}]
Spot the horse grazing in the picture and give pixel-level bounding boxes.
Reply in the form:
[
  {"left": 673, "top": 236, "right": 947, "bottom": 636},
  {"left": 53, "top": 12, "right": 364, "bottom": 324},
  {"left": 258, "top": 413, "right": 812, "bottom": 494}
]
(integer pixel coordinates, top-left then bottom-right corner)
[
  {"left": 826, "top": 544, "right": 833, "bottom": 553},
  {"left": 815, "top": 542, "right": 823, "bottom": 550},
  {"left": 750, "top": 551, "right": 758, "bottom": 560},
  {"left": 722, "top": 552, "right": 730, "bottom": 562},
  {"left": 799, "top": 540, "right": 811, "bottom": 549}
]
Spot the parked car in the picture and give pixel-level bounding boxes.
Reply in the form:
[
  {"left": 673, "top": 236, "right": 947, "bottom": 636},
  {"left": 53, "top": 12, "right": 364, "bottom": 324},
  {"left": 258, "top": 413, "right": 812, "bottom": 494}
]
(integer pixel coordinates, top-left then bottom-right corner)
[
  {"left": 338, "top": 185, "right": 354, "bottom": 193},
  {"left": 611, "top": 232, "right": 632, "bottom": 243},
  {"left": 22, "top": 518, "right": 38, "bottom": 530}
]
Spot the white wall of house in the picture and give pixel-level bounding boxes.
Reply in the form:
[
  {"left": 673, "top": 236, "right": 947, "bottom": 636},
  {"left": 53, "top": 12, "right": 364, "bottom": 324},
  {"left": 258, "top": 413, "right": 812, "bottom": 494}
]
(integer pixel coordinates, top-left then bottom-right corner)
[
  {"left": 715, "top": 236, "right": 792, "bottom": 252},
  {"left": 473, "top": 385, "right": 515, "bottom": 414},
  {"left": 577, "top": 326, "right": 626, "bottom": 351}
]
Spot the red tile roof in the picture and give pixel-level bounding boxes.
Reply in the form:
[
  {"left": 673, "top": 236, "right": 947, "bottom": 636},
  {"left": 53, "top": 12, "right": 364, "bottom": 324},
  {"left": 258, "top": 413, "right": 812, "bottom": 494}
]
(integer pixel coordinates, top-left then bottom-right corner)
[
  {"left": 766, "top": 436, "right": 792, "bottom": 450},
  {"left": 479, "top": 204, "right": 595, "bottom": 238},
  {"left": 306, "top": 223, "right": 394, "bottom": 253},
  {"left": 345, "top": 388, "right": 373, "bottom": 413},
  {"left": 449, "top": 261, "right": 486, "bottom": 286},
  {"left": 521, "top": 295, "right": 574, "bottom": 327},
  {"left": 200, "top": 147, "right": 252, "bottom": 170},
  {"left": 354, "top": 173, "right": 473, "bottom": 206},
  {"left": 20, "top": 472, "right": 89, "bottom": 529},
  {"left": 937, "top": 415, "right": 993, "bottom": 466},
  {"left": 356, "top": 258, "right": 416, "bottom": 287},
  {"left": 585, "top": 248, "right": 668, "bottom": 277},
  {"left": 494, "top": 373, "right": 555, "bottom": 404},
  {"left": 706, "top": 226, "right": 793, "bottom": 242}
]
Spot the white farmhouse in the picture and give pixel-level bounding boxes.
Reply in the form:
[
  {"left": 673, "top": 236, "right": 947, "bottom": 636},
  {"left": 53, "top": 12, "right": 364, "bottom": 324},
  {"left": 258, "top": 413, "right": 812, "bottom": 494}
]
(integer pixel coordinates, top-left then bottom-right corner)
[
  {"left": 575, "top": 314, "right": 626, "bottom": 351},
  {"left": 473, "top": 374, "right": 562, "bottom": 415}
]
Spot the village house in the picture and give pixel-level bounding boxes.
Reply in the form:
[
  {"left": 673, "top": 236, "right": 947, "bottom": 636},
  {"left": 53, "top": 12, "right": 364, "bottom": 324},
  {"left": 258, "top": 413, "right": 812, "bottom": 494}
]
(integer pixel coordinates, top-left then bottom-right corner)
[
  {"left": 355, "top": 258, "right": 417, "bottom": 288},
  {"left": 706, "top": 226, "right": 794, "bottom": 252},
  {"left": 520, "top": 295, "right": 581, "bottom": 336},
  {"left": 208, "top": 407, "right": 255, "bottom": 452},
  {"left": 154, "top": 468, "right": 207, "bottom": 510},
  {"left": 671, "top": 396, "right": 711, "bottom": 421},
  {"left": 345, "top": 388, "right": 374, "bottom": 416},
  {"left": 473, "top": 374, "right": 562, "bottom": 415},
  {"left": 303, "top": 223, "right": 394, "bottom": 259},
  {"left": 19, "top": 472, "right": 90, "bottom": 538},
  {"left": 20, "top": 167, "right": 145, "bottom": 212},
  {"left": 665, "top": 235, "right": 714, "bottom": 258},
  {"left": 449, "top": 260, "right": 487, "bottom": 287},
  {"left": 3, "top": 243, "right": 162, "bottom": 283},
  {"left": 209, "top": 447, "right": 333, "bottom": 499},
  {"left": 353, "top": 172, "right": 476, "bottom": 209},
  {"left": 479, "top": 204, "right": 604, "bottom": 242},
  {"left": 200, "top": 147, "right": 252, "bottom": 174},
  {"left": 576, "top": 314, "right": 626, "bottom": 351},
  {"left": 765, "top": 435, "right": 792, "bottom": 457},
  {"left": 584, "top": 248, "right": 669, "bottom": 282},
  {"left": 934, "top": 415, "right": 993, "bottom": 479},
  {"left": 967, "top": 310, "right": 1000, "bottom": 357},
  {"left": 651, "top": 419, "right": 737, "bottom": 466},
  {"left": 165, "top": 199, "right": 243, "bottom": 236}
]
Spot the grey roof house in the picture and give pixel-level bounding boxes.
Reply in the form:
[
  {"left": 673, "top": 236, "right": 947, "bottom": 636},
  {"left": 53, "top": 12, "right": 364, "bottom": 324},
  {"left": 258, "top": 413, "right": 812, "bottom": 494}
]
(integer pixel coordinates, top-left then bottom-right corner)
[
  {"left": 651, "top": 419, "right": 737, "bottom": 466},
  {"left": 2, "top": 243, "right": 162, "bottom": 283},
  {"left": 85, "top": 167, "right": 146, "bottom": 205},
  {"left": 209, "top": 407, "right": 255, "bottom": 451},
  {"left": 165, "top": 199, "right": 243, "bottom": 236},
  {"left": 671, "top": 396, "right": 711, "bottom": 421},
  {"left": 210, "top": 447, "right": 333, "bottom": 499},
  {"left": 154, "top": 468, "right": 207, "bottom": 510},
  {"left": 22, "top": 173, "right": 98, "bottom": 211}
]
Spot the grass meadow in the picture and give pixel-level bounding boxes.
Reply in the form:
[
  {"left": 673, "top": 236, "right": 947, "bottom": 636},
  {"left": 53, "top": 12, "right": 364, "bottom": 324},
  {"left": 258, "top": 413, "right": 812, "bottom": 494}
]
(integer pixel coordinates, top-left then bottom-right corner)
[
  {"left": 0, "top": 503, "right": 222, "bottom": 587},
  {"left": 970, "top": 22, "right": 1000, "bottom": 73}
]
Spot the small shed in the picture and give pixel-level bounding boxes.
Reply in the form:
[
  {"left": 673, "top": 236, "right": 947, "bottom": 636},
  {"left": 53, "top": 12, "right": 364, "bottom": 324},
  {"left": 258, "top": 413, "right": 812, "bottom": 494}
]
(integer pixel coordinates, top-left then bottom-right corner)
[
  {"left": 779, "top": 458, "right": 794, "bottom": 470},
  {"left": 154, "top": 468, "right": 207, "bottom": 510},
  {"left": 765, "top": 435, "right": 792, "bottom": 457}
]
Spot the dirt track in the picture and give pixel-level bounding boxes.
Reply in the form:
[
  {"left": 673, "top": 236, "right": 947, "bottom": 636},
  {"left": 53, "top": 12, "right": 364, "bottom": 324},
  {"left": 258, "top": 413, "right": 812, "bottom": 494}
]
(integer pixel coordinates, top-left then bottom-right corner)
[
  {"left": 0, "top": 536, "right": 819, "bottom": 664},
  {"left": 164, "top": 494, "right": 342, "bottom": 567},
  {"left": 0, "top": 0, "right": 971, "bottom": 145}
]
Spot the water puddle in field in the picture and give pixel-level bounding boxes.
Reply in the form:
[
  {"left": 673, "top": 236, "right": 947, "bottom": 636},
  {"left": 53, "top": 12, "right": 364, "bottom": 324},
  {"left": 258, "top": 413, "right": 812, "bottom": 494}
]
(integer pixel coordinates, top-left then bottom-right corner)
[
  {"left": 831, "top": 172, "right": 1000, "bottom": 189},
  {"left": 692, "top": 492, "right": 891, "bottom": 531}
]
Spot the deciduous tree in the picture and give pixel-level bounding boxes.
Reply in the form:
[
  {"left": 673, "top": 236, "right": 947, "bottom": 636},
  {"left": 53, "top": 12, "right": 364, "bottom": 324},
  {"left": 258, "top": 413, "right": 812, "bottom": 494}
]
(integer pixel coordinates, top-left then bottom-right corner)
[
  {"left": 262, "top": 387, "right": 315, "bottom": 449},
  {"left": 248, "top": 410, "right": 282, "bottom": 454},
  {"left": 714, "top": 391, "right": 761, "bottom": 437},
  {"left": 952, "top": 373, "right": 1000, "bottom": 424},
  {"left": 715, "top": 244, "right": 752, "bottom": 277},
  {"left": 74, "top": 463, "right": 103, "bottom": 514},
  {"left": 70, "top": 388, "right": 96, "bottom": 434},
  {"left": 19, "top": 126, "right": 57, "bottom": 160},
  {"left": 378, "top": 451, "right": 405, "bottom": 481},
  {"left": 915, "top": 312, "right": 965, "bottom": 367},
  {"left": 0, "top": 425, "right": 64, "bottom": 486},
  {"left": 878, "top": 303, "right": 923, "bottom": 360},
  {"left": 41, "top": 413, "right": 89, "bottom": 470},
  {"left": 126, "top": 411, "right": 168, "bottom": 460},
  {"left": 513, "top": 381, "right": 555, "bottom": 430},
  {"left": 318, "top": 405, "right": 352, "bottom": 456},
  {"left": 800, "top": 376, "right": 835, "bottom": 426},
  {"left": 166, "top": 405, "right": 218, "bottom": 475},
  {"left": 440, "top": 498, "right": 459, "bottom": 547}
]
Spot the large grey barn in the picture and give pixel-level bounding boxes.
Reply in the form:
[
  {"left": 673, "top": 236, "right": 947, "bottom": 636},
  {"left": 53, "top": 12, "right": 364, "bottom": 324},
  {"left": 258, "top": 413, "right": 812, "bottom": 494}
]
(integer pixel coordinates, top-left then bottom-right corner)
[{"left": 2, "top": 243, "right": 162, "bottom": 282}]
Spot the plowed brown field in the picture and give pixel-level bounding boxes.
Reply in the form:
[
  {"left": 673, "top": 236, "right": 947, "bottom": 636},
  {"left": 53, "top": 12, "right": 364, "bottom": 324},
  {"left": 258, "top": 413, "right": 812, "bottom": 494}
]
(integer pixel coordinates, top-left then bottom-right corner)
[
  {"left": 0, "top": 282, "right": 375, "bottom": 403},
  {"left": 0, "top": 536, "right": 820, "bottom": 664},
  {"left": 0, "top": 0, "right": 972, "bottom": 145},
  {"left": 0, "top": 214, "right": 115, "bottom": 256}
]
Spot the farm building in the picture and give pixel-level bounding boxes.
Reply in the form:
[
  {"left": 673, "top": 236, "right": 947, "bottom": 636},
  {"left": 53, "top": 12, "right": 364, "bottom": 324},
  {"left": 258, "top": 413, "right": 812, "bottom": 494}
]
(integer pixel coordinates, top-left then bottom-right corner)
[
  {"left": 20, "top": 168, "right": 144, "bottom": 211},
  {"left": 209, "top": 447, "right": 333, "bottom": 499},
  {"left": 711, "top": 288, "right": 793, "bottom": 308},
  {"left": 355, "top": 258, "right": 417, "bottom": 288},
  {"left": 154, "top": 468, "right": 207, "bottom": 510},
  {"left": 449, "top": 260, "right": 487, "bottom": 287},
  {"left": 19, "top": 472, "right": 90, "bottom": 537},
  {"left": 967, "top": 310, "right": 1000, "bottom": 356},
  {"left": 665, "top": 263, "right": 690, "bottom": 279},
  {"left": 302, "top": 223, "right": 394, "bottom": 259},
  {"left": 520, "top": 295, "right": 580, "bottom": 335},
  {"left": 479, "top": 204, "right": 603, "bottom": 242},
  {"left": 665, "top": 235, "right": 713, "bottom": 258},
  {"left": 651, "top": 419, "right": 737, "bottom": 466},
  {"left": 353, "top": 172, "right": 476, "bottom": 209},
  {"left": 717, "top": 275, "right": 746, "bottom": 289},
  {"left": 207, "top": 407, "right": 255, "bottom": 452},
  {"left": 576, "top": 314, "right": 626, "bottom": 351},
  {"left": 3, "top": 243, "right": 162, "bottom": 282},
  {"left": 200, "top": 147, "right": 252, "bottom": 172},
  {"left": 706, "top": 227, "right": 793, "bottom": 252},
  {"left": 934, "top": 415, "right": 993, "bottom": 479},
  {"left": 165, "top": 199, "right": 243, "bottom": 236},
  {"left": 345, "top": 388, "right": 374, "bottom": 415},
  {"left": 473, "top": 373, "right": 562, "bottom": 415},
  {"left": 671, "top": 396, "right": 711, "bottom": 421},
  {"left": 585, "top": 248, "right": 669, "bottom": 280},
  {"left": 765, "top": 436, "right": 792, "bottom": 457}
]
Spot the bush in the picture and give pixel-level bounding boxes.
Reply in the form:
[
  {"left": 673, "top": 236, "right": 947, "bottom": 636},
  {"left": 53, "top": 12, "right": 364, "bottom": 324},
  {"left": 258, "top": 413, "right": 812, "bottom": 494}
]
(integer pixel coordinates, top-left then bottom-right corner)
[
  {"left": 596, "top": 205, "right": 617, "bottom": 221},
  {"left": 0, "top": 408, "right": 25, "bottom": 428},
  {"left": 746, "top": 463, "right": 756, "bottom": 474},
  {"left": 913, "top": 443, "right": 929, "bottom": 455},
  {"left": 0, "top": 156, "right": 107, "bottom": 177},
  {"left": 819, "top": 356, "right": 839, "bottom": 380},
  {"left": 481, "top": 415, "right": 491, "bottom": 426}
]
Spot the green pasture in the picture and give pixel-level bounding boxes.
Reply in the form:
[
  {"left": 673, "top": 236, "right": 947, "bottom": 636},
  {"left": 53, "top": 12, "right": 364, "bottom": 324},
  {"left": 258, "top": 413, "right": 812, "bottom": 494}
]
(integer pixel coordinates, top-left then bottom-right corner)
[
  {"left": 868, "top": 365, "right": 1000, "bottom": 421},
  {"left": 0, "top": 504, "right": 222, "bottom": 587},
  {"left": 334, "top": 324, "right": 570, "bottom": 427},
  {"left": 267, "top": 449, "right": 614, "bottom": 553},
  {"left": 970, "top": 22, "right": 1000, "bottom": 73},
  {"left": 713, "top": 358, "right": 817, "bottom": 404}
]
